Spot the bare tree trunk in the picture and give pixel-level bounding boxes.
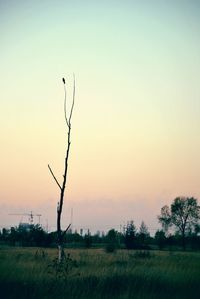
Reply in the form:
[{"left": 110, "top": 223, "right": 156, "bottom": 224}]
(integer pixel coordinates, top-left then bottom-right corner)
[
  {"left": 182, "top": 230, "right": 186, "bottom": 251},
  {"left": 48, "top": 76, "right": 75, "bottom": 263},
  {"left": 181, "top": 222, "right": 186, "bottom": 251}
]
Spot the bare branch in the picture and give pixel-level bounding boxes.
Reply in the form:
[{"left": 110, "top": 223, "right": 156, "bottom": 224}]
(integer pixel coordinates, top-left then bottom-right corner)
[
  {"left": 48, "top": 76, "right": 76, "bottom": 263},
  {"left": 48, "top": 164, "right": 62, "bottom": 190},
  {"left": 63, "top": 78, "right": 69, "bottom": 127},
  {"left": 62, "top": 223, "right": 71, "bottom": 237},
  {"left": 69, "top": 74, "right": 75, "bottom": 125}
]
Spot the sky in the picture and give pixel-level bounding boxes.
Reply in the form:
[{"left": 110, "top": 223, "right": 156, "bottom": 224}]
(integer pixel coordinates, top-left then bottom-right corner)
[{"left": 1, "top": 0, "right": 200, "bottom": 234}]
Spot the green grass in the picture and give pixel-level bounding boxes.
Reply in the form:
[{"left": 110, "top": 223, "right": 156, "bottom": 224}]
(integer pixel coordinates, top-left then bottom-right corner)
[{"left": 0, "top": 247, "right": 200, "bottom": 299}]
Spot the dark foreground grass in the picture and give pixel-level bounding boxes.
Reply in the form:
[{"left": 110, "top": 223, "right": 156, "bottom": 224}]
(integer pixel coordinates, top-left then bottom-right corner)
[{"left": 0, "top": 247, "right": 200, "bottom": 299}]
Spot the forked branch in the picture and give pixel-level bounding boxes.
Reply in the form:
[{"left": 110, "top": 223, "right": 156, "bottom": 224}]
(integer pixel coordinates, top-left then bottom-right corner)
[
  {"left": 63, "top": 78, "right": 69, "bottom": 127},
  {"left": 63, "top": 74, "right": 75, "bottom": 127},
  {"left": 69, "top": 74, "right": 75, "bottom": 125}
]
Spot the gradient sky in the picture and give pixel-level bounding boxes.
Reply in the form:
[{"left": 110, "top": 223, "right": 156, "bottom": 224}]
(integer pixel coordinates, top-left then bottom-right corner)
[{"left": 1, "top": 0, "right": 200, "bottom": 234}]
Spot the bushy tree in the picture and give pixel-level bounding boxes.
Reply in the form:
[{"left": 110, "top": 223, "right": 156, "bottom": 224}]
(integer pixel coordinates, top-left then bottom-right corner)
[
  {"left": 137, "top": 221, "right": 150, "bottom": 248},
  {"left": 124, "top": 221, "right": 136, "bottom": 249},
  {"left": 9, "top": 227, "right": 18, "bottom": 246},
  {"left": 84, "top": 230, "right": 92, "bottom": 248},
  {"left": 2, "top": 228, "right": 9, "bottom": 241},
  {"left": 105, "top": 229, "right": 118, "bottom": 252},
  {"left": 158, "top": 205, "right": 171, "bottom": 232},
  {"left": 155, "top": 230, "right": 166, "bottom": 250},
  {"left": 158, "top": 197, "right": 200, "bottom": 250},
  {"left": 29, "top": 224, "right": 47, "bottom": 247}
]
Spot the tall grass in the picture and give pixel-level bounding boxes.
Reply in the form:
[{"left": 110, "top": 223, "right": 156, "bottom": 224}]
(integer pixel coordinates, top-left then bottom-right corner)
[{"left": 0, "top": 247, "right": 200, "bottom": 299}]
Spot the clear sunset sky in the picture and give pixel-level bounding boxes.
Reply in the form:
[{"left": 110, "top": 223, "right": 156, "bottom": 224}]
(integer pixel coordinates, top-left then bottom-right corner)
[{"left": 1, "top": 0, "right": 200, "bottom": 234}]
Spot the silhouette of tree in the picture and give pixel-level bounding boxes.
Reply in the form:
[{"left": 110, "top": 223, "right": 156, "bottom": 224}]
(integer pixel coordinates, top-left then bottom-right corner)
[
  {"left": 105, "top": 229, "right": 118, "bottom": 252},
  {"left": 158, "top": 196, "right": 200, "bottom": 250},
  {"left": 155, "top": 230, "right": 166, "bottom": 250},
  {"left": 48, "top": 76, "right": 75, "bottom": 262},
  {"left": 137, "top": 221, "right": 150, "bottom": 248},
  {"left": 158, "top": 205, "right": 171, "bottom": 233},
  {"left": 124, "top": 221, "right": 136, "bottom": 249},
  {"left": 84, "top": 230, "right": 92, "bottom": 248}
]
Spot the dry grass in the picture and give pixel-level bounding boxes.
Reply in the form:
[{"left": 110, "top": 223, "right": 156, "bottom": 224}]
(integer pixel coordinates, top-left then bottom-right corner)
[{"left": 0, "top": 247, "right": 200, "bottom": 299}]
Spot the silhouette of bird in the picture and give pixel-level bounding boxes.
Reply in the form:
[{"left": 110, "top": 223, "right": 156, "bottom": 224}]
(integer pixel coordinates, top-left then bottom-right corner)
[{"left": 62, "top": 78, "right": 65, "bottom": 84}]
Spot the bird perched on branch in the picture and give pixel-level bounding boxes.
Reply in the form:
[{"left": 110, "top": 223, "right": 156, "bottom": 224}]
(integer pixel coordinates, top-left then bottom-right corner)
[{"left": 62, "top": 77, "right": 65, "bottom": 84}]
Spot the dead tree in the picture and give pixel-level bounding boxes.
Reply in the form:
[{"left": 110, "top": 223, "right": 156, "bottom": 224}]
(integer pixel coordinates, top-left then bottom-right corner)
[{"left": 48, "top": 76, "right": 75, "bottom": 262}]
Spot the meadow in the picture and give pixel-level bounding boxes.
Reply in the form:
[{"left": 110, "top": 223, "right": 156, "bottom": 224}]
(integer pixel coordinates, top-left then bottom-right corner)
[{"left": 0, "top": 247, "right": 200, "bottom": 299}]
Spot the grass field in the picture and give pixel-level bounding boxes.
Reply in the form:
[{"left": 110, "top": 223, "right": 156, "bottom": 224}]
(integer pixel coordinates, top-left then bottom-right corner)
[{"left": 0, "top": 247, "right": 200, "bottom": 299}]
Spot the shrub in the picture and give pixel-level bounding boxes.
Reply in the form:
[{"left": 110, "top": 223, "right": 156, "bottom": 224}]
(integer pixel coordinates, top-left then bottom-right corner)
[{"left": 105, "top": 243, "right": 116, "bottom": 253}]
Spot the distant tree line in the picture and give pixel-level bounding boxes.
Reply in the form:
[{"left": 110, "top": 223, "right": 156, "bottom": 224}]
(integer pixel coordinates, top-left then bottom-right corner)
[
  {"left": 1, "top": 221, "right": 200, "bottom": 251},
  {"left": 1, "top": 196, "right": 200, "bottom": 251}
]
